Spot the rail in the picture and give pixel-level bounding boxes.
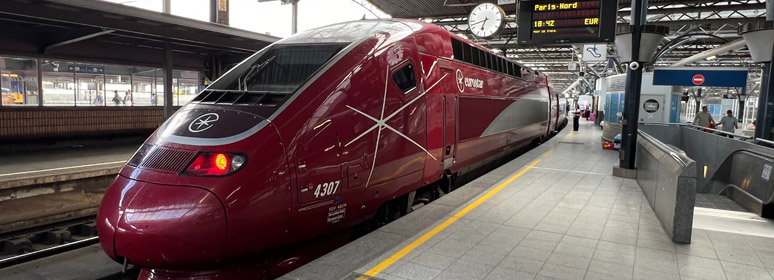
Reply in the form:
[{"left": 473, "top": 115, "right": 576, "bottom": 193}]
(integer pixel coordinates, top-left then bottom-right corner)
[
  {"left": 0, "top": 236, "right": 99, "bottom": 268},
  {"left": 639, "top": 122, "right": 774, "bottom": 146}
]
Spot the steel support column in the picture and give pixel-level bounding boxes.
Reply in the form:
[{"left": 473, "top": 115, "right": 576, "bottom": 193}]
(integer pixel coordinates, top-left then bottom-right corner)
[
  {"left": 163, "top": 0, "right": 171, "bottom": 14},
  {"left": 754, "top": 1, "right": 774, "bottom": 139},
  {"left": 755, "top": 62, "right": 774, "bottom": 139},
  {"left": 737, "top": 87, "right": 746, "bottom": 123},
  {"left": 291, "top": 0, "right": 298, "bottom": 34},
  {"left": 695, "top": 88, "right": 702, "bottom": 114},
  {"left": 210, "top": 0, "right": 229, "bottom": 25},
  {"left": 163, "top": 43, "right": 174, "bottom": 120},
  {"left": 619, "top": 0, "right": 647, "bottom": 170}
]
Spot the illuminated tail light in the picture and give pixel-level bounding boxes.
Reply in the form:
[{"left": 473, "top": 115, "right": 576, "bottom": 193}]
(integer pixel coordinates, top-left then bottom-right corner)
[
  {"left": 183, "top": 152, "right": 247, "bottom": 176},
  {"left": 127, "top": 144, "right": 154, "bottom": 167}
]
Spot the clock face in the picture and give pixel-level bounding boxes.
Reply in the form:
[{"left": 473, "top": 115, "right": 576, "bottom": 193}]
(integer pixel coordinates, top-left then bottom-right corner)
[{"left": 468, "top": 3, "right": 505, "bottom": 38}]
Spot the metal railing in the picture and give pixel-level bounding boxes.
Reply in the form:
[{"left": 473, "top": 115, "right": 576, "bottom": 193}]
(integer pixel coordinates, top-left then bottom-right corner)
[{"left": 639, "top": 122, "right": 774, "bottom": 146}]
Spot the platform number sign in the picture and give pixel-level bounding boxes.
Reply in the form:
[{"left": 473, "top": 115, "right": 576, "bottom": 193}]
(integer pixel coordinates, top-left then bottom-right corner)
[
  {"left": 762, "top": 164, "right": 771, "bottom": 181},
  {"left": 692, "top": 74, "right": 705, "bottom": 85}
]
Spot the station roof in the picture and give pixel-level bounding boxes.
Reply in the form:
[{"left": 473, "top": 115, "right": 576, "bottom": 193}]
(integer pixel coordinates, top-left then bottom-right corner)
[
  {"left": 0, "top": 0, "right": 280, "bottom": 74},
  {"left": 368, "top": 0, "right": 767, "bottom": 94},
  {"left": 368, "top": 0, "right": 518, "bottom": 18},
  {"left": 369, "top": 0, "right": 761, "bottom": 19}
]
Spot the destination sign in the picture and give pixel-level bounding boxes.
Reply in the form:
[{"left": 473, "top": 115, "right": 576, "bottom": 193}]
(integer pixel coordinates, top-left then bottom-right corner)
[{"left": 517, "top": 0, "right": 618, "bottom": 45}]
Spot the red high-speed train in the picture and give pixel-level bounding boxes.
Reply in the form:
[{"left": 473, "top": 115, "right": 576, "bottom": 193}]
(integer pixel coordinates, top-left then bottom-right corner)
[{"left": 97, "top": 19, "right": 566, "bottom": 276}]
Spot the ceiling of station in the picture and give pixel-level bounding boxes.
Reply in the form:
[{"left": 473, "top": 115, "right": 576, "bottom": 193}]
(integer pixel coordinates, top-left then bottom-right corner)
[{"left": 368, "top": 0, "right": 768, "bottom": 96}]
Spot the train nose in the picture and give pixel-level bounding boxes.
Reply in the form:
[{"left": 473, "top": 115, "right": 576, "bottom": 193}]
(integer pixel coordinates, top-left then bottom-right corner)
[{"left": 98, "top": 176, "right": 227, "bottom": 268}]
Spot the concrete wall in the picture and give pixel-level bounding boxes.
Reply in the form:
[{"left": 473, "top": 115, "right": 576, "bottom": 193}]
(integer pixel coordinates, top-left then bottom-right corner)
[{"left": 636, "top": 131, "right": 697, "bottom": 243}]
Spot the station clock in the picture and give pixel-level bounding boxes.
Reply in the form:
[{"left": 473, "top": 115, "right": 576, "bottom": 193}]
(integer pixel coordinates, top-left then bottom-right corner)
[{"left": 468, "top": 3, "right": 506, "bottom": 38}]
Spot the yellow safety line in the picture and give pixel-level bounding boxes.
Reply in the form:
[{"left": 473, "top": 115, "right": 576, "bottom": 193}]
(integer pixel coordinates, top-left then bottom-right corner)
[
  {"left": 542, "top": 146, "right": 558, "bottom": 158},
  {"left": 359, "top": 158, "right": 543, "bottom": 279},
  {"left": 0, "top": 160, "right": 126, "bottom": 177}
]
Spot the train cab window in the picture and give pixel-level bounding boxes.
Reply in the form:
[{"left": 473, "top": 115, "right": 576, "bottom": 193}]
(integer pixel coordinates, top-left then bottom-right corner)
[
  {"left": 209, "top": 43, "right": 346, "bottom": 106},
  {"left": 392, "top": 64, "right": 416, "bottom": 93},
  {"left": 513, "top": 63, "right": 522, "bottom": 78}
]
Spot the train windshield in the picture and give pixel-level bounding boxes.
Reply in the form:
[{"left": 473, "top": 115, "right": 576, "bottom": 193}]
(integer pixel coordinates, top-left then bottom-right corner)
[{"left": 213, "top": 44, "right": 346, "bottom": 94}]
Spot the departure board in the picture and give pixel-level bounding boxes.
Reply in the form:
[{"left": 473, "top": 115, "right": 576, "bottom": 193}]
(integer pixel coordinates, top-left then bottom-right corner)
[{"left": 517, "top": 0, "right": 618, "bottom": 45}]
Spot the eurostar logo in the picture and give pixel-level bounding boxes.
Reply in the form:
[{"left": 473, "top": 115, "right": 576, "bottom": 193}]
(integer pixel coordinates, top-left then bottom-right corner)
[
  {"left": 188, "top": 113, "right": 219, "bottom": 133},
  {"left": 456, "top": 69, "right": 465, "bottom": 93},
  {"left": 345, "top": 64, "right": 447, "bottom": 188}
]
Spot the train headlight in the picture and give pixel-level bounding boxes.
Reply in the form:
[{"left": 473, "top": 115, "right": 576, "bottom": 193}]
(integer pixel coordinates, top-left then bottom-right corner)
[
  {"left": 127, "top": 144, "right": 154, "bottom": 167},
  {"left": 231, "top": 155, "right": 246, "bottom": 170},
  {"left": 183, "top": 152, "right": 247, "bottom": 176}
]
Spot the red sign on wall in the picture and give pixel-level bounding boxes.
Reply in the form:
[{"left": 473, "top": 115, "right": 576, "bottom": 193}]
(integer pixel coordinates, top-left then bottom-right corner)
[{"left": 692, "top": 74, "right": 705, "bottom": 85}]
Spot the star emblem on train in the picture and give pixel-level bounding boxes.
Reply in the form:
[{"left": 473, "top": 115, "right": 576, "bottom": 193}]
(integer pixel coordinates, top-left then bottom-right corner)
[
  {"left": 188, "top": 113, "right": 219, "bottom": 133},
  {"left": 345, "top": 64, "right": 448, "bottom": 188},
  {"left": 456, "top": 69, "right": 465, "bottom": 93}
]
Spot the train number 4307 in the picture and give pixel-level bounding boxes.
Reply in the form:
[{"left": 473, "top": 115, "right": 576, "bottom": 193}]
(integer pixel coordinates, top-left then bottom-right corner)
[{"left": 313, "top": 180, "right": 340, "bottom": 198}]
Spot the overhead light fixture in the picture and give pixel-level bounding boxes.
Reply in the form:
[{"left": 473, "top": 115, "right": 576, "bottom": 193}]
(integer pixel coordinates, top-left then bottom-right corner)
[{"left": 707, "top": 55, "right": 717, "bottom": 60}]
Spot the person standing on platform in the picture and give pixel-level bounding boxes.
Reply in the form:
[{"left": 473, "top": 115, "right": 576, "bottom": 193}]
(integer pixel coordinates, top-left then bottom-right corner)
[
  {"left": 584, "top": 105, "right": 590, "bottom": 121},
  {"left": 719, "top": 110, "right": 738, "bottom": 138},
  {"left": 124, "top": 90, "right": 132, "bottom": 106},
  {"left": 573, "top": 104, "right": 581, "bottom": 131},
  {"left": 693, "top": 106, "right": 714, "bottom": 129}
]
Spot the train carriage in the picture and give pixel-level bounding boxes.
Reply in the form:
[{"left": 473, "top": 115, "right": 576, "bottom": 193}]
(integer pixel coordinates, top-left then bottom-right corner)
[{"left": 97, "top": 19, "right": 566, "bottom": 276}]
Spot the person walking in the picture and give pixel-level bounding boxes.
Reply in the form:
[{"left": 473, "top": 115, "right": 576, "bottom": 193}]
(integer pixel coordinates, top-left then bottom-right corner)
[
  {"left": 112, "top": 90, "right": 121, "bottom": 105},
  {"left": 693, "top": 106, "right": 715, "bottom": 130},
  {"left": 719, "top": 110, "right": 738, "bottom": 138}
]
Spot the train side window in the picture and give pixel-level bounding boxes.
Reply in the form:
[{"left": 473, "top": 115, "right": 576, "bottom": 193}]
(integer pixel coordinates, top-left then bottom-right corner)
[
  {"left": 451, "top": 39, "right": 464, "bottom": 61},
  {"left": 475, "top": 49, "right": 482, "bottom": 68},
  {"left": 507, "top": 62, "right": 513, "bottom": 76},
  {"left": 471, "top": 47, "right": 480, "bottom": 66},
  {"left": 513, "top": 63, "right": 522, "bottom": 78},
  {"left": 462, "top": 44, "right": 472, "bottom": 64},
  {"left": 482, "top": 51, "right": 492, "bottom": 70},
  {"left": 392, "top": 64, "right": 416, "bottom": 93}
]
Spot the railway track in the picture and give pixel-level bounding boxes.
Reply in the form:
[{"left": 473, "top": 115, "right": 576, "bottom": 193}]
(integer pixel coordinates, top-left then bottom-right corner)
[
  {"left": 0, "top": 215, "right": 98, "bottom": 268},
  {"left": 0, "top": 166, "right": 119, "bottom": 271}
]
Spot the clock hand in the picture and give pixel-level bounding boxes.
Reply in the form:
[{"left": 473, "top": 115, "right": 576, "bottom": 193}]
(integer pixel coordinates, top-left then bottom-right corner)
[
  {"left": 469, "top": 19, "right": 486, "bottom": 26},
  {"left": 481, "top": 17, "right": 488, "bottom": 30}
]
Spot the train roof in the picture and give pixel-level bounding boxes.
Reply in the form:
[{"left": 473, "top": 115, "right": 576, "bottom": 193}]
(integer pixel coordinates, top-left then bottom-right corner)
[
  {"left": 277, "top": 19, "right": 545, "bottom": 82},
  {"left": 278, "top": 19, "right": 426, "bottom": 45}
]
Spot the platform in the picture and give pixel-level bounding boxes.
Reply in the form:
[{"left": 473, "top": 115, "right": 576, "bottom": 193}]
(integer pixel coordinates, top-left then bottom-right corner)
[
  {"left": 284, "top": 121, "right": 774, "bottom": 280},
  {"left": 0, "top": 142, "right": 138, "bottom": 236},
  {"left": 0, "top": 142, "right": 138, "bottom": 183}
]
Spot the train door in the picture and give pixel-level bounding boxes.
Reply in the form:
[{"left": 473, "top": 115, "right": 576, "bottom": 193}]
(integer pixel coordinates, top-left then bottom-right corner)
[
  {"left": 292, "top": 122, "right": 347, "bottom": 238},
  {"left": 553, "top": 93, "right": 560, "bottom": 131},
  {"left": 443, "top": 95, "right": 456, "bottom": 169}
]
